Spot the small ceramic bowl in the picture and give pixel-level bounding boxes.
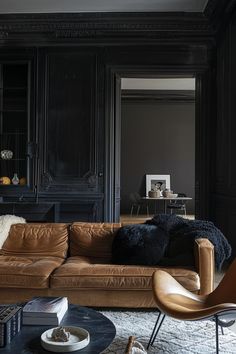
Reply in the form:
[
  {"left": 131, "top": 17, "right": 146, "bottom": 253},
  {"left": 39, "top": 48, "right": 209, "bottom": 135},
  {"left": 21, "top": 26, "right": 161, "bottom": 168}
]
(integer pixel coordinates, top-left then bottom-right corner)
[{"left": 168, "top": 193, "right": 178, "bottom": 198}]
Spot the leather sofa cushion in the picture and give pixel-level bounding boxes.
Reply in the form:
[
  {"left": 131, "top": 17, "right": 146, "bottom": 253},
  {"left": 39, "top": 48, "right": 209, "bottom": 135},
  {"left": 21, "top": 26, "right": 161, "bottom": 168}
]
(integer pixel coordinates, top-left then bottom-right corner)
[
  {"left": 50, "top": 256, "right": 200, "bottom": 292},
  {"left": 0, "top": 255, "right": 64, "bottom": 289},
  {"left": 70, "top": 222, "right": 121, "bottom": 259},
  {"left": 2, "top": 223, "right": 68, "bottom": 259}
]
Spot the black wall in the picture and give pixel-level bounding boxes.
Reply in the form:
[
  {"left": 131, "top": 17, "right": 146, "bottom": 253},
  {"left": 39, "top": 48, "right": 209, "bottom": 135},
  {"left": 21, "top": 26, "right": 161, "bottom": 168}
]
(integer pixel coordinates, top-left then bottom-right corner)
[
  {"left": 211, "top": 10, "right": 236, "bottom": 256},
  {"left": 120, "top": 99, "right": 195, "bottom": 214},
  {"left": 0, "top": 5, "right": 232, "bottom": 224}
]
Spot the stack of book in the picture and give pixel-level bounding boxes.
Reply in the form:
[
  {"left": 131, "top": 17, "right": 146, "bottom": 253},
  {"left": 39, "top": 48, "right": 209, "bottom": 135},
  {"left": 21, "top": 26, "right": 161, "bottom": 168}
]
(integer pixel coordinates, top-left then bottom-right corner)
[
  {"left": 23, "top": 297, "right": 68, "bottom": 325},
  {"left": 0, "top": 306, "right": 22, "bottom": 347}
]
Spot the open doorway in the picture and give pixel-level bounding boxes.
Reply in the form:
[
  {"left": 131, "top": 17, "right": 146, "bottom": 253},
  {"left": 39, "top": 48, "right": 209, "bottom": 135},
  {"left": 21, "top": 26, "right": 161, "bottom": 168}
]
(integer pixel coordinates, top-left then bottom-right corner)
[{"left": 119, "top": 77, "right": 195, "bottom": 222}]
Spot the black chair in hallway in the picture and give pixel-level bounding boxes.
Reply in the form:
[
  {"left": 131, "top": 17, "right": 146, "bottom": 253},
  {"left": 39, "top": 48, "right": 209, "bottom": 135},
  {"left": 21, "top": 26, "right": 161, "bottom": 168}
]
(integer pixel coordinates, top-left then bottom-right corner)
[
  {"left": 167, "top": 193, "right": 187, "bottom": 216},
  {"left": 129, "top": 192, "right": 149, "bottom": 217}
]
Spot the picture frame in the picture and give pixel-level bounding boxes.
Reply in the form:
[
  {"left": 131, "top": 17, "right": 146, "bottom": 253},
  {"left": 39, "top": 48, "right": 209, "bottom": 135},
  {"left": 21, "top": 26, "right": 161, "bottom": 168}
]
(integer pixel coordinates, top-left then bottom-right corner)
[{"left": 146, "top": 174, "right": 171, "bottom": 196}]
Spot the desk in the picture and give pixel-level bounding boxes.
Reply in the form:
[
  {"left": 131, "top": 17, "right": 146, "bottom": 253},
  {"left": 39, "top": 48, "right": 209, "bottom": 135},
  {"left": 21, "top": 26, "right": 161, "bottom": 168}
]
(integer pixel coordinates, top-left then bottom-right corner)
[{"left": 142, "top": 196, "right": 192, "bottom": 214}]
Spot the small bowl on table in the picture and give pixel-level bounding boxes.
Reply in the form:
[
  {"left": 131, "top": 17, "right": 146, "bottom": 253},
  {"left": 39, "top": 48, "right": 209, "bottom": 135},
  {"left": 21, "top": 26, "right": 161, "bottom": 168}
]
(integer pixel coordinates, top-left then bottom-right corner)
[{"left": 168, "top": 193, "right": 178, "bottom": 198}]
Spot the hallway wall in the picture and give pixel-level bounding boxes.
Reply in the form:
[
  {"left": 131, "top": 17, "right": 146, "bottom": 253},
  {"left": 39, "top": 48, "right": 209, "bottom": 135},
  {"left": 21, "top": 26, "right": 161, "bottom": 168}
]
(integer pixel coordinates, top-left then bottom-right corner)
[{"left": 120, "top": 99, "right": 195, "bottom": 214}]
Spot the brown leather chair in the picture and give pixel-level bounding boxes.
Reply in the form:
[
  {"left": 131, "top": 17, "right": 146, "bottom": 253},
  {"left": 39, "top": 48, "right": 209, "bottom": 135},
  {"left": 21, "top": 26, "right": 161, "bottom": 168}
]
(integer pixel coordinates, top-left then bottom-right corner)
[{"left": 147, "top": 259, "right": 236, "bottom": 353}]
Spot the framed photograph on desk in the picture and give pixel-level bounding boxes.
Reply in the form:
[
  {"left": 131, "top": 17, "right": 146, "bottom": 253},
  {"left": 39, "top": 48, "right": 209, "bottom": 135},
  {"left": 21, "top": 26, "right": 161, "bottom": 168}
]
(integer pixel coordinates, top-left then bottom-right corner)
[{"left": 146, "top": 174, "right": 170, "bottom": 196}]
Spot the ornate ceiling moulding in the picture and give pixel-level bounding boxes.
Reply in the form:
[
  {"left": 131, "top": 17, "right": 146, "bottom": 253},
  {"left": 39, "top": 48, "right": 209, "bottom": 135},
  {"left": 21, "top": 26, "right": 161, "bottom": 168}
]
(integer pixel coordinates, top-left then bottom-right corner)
[{"left": 0, "top": 12, "right": 214, "bottom": 44}]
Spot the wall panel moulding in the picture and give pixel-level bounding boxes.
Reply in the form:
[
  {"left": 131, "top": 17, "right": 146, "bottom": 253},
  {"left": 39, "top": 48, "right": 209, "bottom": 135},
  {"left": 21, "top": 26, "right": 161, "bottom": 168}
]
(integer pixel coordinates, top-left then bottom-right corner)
[{"left": 0, "top": 12, "right": 215, "bottom": 46}]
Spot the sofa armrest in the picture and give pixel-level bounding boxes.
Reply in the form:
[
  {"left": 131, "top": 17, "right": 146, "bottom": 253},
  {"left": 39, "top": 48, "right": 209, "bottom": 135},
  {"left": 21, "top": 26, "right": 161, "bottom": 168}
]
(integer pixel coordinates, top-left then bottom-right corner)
[{"left": 194, "top": 238, "right": 214, "bottom": 295}]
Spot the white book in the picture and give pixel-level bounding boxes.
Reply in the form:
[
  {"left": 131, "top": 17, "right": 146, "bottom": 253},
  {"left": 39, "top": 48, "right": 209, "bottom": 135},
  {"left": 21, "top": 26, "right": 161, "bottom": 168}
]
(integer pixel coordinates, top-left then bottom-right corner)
[
  {"left": 23, "top": 302, "right": 68, "bottom": 325},
  {"left": 23, "top": 297, "right": 68, "bottom": 319}
]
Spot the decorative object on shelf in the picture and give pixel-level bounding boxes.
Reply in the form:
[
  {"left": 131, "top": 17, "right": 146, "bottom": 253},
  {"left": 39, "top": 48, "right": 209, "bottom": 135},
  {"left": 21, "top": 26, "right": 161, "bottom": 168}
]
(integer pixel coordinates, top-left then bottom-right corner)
[
  {"left": 0, "top": 177, "right": 11, "bottom": 185},
  {"left": 168, "top": 193, "right": 178, "bottom": 198},
  {"left": 0, "top": 150, "right": 13, "bottom": 160},
  {"left": 12, "top": 173, "right": 19, "bottom": 185},
  {"left": 162, "top": 189, "right": 173, "bottom": 197},
  {"left": 19, "top": 177, "right": 27, "bottom": 186},
  {"left": 148, "top": 190, "right": 161, "bottom": 198}
]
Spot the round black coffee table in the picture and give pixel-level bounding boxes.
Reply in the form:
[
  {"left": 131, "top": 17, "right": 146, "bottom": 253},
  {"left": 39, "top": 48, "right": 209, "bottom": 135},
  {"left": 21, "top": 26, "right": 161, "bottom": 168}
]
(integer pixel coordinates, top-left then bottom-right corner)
[{"left": 0, "top": 305, "right": 116, "bottom": 353}]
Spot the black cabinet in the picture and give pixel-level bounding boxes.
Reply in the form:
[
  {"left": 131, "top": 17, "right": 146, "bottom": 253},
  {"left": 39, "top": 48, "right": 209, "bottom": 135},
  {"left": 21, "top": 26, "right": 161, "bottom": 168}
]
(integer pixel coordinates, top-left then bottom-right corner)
[
  {"left": 0, "top": 202, "right": 60, "bottom": 222},
  {"left": 36, "top": 50, "right": 104, "bottom": 221},
  {"left": 0, "top": 51, "right": 104, "bottom": 222},
  {"left": 0, "top": 61, "right": 33, "bottom": 193}
]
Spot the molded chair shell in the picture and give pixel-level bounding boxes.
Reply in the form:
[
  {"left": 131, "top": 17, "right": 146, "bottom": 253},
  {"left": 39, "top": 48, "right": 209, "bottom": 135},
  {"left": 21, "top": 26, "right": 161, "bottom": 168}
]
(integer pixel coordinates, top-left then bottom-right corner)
[{"left": 148, "top": 259, "right": 236, "bottom": 353}]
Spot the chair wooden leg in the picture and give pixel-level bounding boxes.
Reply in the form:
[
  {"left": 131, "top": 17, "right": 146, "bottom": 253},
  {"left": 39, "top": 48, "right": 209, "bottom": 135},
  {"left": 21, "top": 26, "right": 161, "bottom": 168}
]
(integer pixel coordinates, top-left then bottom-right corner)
[
  {"left": 146, "top": 204, "right": 149, "bottom": 217},
  {"left": 147, "top": 312, "right": 165, "bottom": 349},
  {"left": 137, "top": 205, "right": 140, "bottom": 216},
  {"left": 215, "top": 315, "right": 219, "bottom": 354},
  {"left": 130, "top": 205, "right": 134, "bottom": 217}
]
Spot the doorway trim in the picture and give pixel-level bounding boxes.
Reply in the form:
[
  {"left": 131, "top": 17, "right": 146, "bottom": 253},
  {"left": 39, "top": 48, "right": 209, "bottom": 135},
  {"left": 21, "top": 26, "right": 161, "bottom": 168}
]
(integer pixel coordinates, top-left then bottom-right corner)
[{"left": 104, "top": 65, "right": 214, "bottom": 222}]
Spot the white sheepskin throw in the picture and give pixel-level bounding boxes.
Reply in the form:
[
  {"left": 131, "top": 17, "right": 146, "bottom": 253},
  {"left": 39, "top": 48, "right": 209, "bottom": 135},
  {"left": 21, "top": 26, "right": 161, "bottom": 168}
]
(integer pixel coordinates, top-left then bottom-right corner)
[{"left": 0, "top": 214, "right": 26, "bottom": 248}]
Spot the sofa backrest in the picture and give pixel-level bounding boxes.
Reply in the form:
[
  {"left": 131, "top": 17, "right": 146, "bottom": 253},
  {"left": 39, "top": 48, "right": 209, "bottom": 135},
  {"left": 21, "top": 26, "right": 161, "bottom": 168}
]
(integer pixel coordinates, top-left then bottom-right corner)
[
  {"left": 1, "top": 223, "right": 68, "bottom": 259},
  {"left": 70, "top": 222, "right": 122, "bottom": 260}
]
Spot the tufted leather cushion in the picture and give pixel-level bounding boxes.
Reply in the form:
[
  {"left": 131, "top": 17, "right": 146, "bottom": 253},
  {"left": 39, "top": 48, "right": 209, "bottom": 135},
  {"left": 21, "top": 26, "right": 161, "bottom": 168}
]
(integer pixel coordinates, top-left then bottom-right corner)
[
  {"left": 0, "top": 255, "right": 64, "bottom": 289},
  {"left": 50, "top": 255, "right": 200, "bottom": 292},
  {"left": 2, "top": 223, "right": 68, "bottom": 259},
  {"left": 70, "top": 222, "right": 121, "bottom": 260}
]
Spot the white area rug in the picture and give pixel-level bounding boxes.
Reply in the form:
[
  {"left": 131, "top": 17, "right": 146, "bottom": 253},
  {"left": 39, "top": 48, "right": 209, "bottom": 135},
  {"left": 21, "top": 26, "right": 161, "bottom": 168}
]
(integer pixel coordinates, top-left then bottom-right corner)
[{"left": 100, "top": 310, "right": 236, "bottom": 353}]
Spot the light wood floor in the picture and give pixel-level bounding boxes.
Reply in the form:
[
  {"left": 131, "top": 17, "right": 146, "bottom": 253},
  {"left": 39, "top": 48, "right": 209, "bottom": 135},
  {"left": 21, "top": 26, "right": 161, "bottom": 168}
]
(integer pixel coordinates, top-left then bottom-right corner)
[{"left": 120, "top": 213, "right": 195, "bottom": 223}]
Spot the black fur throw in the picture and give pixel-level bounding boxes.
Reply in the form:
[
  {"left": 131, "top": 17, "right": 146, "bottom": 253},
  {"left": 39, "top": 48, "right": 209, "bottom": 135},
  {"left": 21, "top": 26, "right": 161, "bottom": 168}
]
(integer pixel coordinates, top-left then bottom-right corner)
[
  {"left": 111, "top": 214, "right": 232, "bottom": 270},
  {"left": 146, "top": 214, "right": 232, "bottom": 270},
  {"left": 111, "top": 224, "right": 169, "bottom": 265}
]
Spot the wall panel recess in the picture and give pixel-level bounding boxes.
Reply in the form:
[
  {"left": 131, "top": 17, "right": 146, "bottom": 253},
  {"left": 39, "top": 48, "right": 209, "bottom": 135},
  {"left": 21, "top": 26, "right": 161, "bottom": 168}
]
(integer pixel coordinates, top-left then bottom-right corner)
[{"left": 40, "top": 50, "right": 98, "bottom": 192}]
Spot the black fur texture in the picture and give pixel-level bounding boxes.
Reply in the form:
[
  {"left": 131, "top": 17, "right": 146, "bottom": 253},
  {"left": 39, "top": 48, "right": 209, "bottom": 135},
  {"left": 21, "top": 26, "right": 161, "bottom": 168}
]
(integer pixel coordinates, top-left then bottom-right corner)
[
  {"left": 111, "top": 224, "right": 169, "bottom": 266},
  {"left": 147, "top": 214, "right": 232, "bottom": 270},
  {"left": 111, "top": 214, "right": 232, "bottom": 270}
]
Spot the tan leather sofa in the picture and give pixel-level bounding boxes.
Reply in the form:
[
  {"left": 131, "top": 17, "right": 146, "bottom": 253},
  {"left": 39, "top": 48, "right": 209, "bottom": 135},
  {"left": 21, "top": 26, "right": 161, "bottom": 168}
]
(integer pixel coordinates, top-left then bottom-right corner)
[{"left": 0, "top": 222, "right": 214, "bottom": 308}]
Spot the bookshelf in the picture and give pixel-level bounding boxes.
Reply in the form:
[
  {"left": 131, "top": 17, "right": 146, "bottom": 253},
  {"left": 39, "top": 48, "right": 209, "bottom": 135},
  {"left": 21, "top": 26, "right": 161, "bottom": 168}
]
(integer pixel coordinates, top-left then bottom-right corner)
[{"left": 0, "top": 63, "right": 29, "bottom": 187}]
